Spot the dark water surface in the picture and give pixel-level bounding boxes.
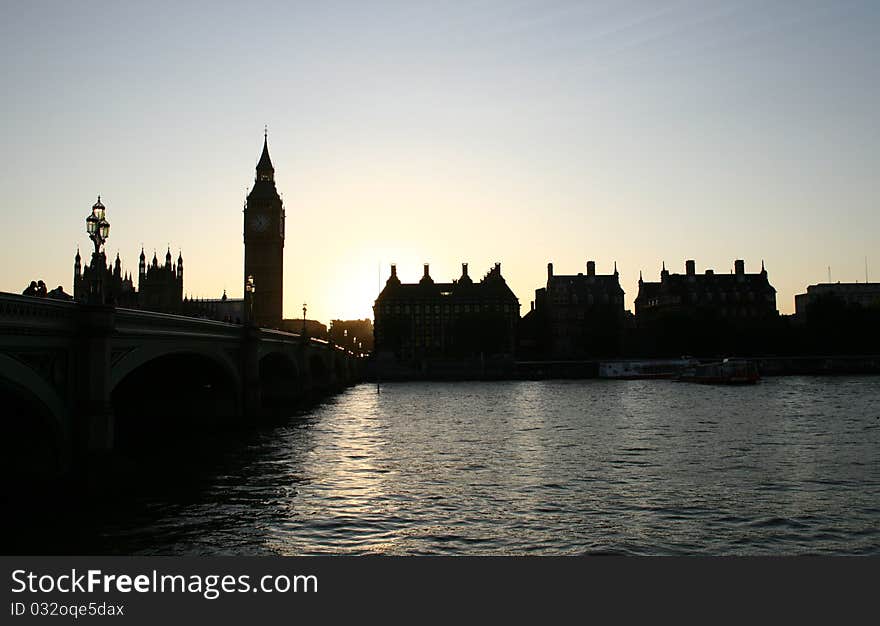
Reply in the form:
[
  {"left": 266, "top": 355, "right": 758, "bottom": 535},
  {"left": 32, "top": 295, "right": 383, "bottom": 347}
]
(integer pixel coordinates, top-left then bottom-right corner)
[{"left": 26, "top": 377, "right": 880, "bottom": 555}]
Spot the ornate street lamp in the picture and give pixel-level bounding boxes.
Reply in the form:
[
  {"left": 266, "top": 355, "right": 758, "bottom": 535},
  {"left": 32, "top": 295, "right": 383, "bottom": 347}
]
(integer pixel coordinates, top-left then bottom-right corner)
[
  {"left": 302, "top": 302, "right": 307, "bottom": 336},
  {"left": 85, "top": 196, "right": 110, "bottom": 303},
  {"left": 86, "top": 196, "right": 110, "bottom": 255},
  {"left": 245, "top": 275, "right": 255, "bottom": 325}
]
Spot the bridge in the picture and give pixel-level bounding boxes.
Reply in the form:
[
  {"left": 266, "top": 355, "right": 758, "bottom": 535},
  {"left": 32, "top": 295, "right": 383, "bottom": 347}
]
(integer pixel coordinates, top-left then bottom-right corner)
[{"left": 0, "top": 292, "right": 364, "bottom": 481}]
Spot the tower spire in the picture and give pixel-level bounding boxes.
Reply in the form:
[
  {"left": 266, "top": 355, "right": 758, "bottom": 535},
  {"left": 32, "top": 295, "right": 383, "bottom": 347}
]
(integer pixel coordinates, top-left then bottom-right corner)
[{"left": 256, "top": 129, "right": 275, "bottom": 181}]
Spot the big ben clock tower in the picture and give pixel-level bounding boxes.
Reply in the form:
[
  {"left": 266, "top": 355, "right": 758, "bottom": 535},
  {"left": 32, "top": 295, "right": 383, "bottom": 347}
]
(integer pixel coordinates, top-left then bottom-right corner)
[{"left": 244, "top": 130, "right": 285, "bottom": 328}]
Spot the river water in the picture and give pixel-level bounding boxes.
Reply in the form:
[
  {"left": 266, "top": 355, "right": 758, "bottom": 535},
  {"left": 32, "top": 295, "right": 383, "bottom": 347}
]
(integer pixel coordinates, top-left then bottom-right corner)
[{"left": 31, "top": 377, "right": 880, "bottom": 555}]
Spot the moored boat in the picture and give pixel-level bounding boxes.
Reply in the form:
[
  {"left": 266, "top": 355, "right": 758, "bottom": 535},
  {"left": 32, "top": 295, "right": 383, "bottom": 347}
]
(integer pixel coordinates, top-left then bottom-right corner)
[
  {"left": 678, "top": 358, "right": 760, "bottom": 384},
  {"left": 599, "top": 358, "right": 698, "bottom": 380}
]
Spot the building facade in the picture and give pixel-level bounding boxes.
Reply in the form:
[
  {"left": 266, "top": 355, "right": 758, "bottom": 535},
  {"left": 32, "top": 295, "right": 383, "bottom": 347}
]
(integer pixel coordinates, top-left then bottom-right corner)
[
  {"left": 182, "top": 291, "right": 245, "bottom": 323},
  {"left": 528, "top": 260, "right": 626, "bottom": 358},
  {"left": 243, "top": 132, "right": 285, "bottom": 328},
  {"left": 74, "top": 246, "right": 183, "bottom": 313},
  {"left": 279, "top": 318, "right": 328, "bottom": 337},
  {"left": 137, "top": 247, "right": 184, "bottom": 312},
  {"left": 373, "top": 263, "right": 520, "bottom": 362},
  {"left": 330, "top": 319, "right": 374, "bottom": 354},
  {"left": 795, "top": 283, "right": 880, "bottom": 316},
  {"left": 635, "top": 259, "right": 777, "bottom": 322},
  {"left": 74, "top": 249, "right": 137, "bottom": 307}
]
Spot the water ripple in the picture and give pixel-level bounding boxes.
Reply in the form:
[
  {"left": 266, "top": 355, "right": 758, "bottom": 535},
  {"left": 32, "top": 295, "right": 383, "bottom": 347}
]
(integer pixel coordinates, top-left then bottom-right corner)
[{"left": 52, "top": 376, "right": 880, "bottom": 555}]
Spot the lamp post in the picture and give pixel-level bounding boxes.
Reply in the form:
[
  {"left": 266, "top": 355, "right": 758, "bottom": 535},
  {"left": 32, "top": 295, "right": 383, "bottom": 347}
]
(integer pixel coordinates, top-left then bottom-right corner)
[
  {"left": 85, "top": 196, "right": 110, "bottom": 304},
  {"left": 244, "top": 275, "right": 255, "bottom": 326},
  {"left": 302, "top": 303, "right": 307, "bottom": 336}
]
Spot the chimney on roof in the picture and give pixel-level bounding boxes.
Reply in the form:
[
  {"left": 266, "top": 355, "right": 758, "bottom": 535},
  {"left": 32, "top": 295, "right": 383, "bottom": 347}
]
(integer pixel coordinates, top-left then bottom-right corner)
[
  {"left": 494, "top": 262, "right": 501, "bottom": 273},
  {"left": 423, "top": 263, "right": 430, "bottom": 278},
  {"left": 686, "top": 260, "right": 696, "bottom": 276},
  {"left": 547, "top": 262, "right": 553, "bottom": 280},
  {"left": 462, "top": 263, "right": 468, "bottom": 278},
  {"left": 587, "top": 260, "right": 596, "bottom": 276},
  {"left": 390, "top": 264, "right": 397, "bottom": 277},
  {"left": 735, "top": 259, "right": 745, "bottom": 275}
]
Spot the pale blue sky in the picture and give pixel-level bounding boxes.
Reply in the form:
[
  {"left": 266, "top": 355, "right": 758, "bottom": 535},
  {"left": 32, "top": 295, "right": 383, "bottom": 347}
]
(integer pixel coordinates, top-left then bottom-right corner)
[{"left": 2, "top": 0, "right": 877, "bottom": 320}]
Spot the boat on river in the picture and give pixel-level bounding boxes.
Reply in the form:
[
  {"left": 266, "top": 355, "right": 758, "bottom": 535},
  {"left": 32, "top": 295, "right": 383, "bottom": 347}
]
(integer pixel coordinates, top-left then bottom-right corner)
[
  {"left": 599, "top": 358, "right": 698, "bottom": 380},
  {"left": 678, "top": 358, "right": 760, "bottom": 385}
]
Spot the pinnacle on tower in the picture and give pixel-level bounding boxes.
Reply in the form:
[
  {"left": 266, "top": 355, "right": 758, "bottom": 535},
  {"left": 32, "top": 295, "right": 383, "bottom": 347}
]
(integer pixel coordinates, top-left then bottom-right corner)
[{"left": 256, "top": 129, "right": 274, "bottom": 180}]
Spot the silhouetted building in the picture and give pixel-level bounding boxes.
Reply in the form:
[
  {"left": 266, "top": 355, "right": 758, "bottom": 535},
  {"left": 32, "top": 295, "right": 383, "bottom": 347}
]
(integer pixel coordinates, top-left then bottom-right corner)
[
  {"left": 182, "top": 290, "right": 244, "bottom": 323},
  {"left": 279, "top": 318, "right": 327, "bottom": 337},
  {"left": 795, "top": 282, "right": 880, "bottom": 316},
  {"left": 138, "top": 247, "right": 184, "bottom": 312},
  {"left": 526, "top": 261, "right": 626, "bottom": 358},
  {"left": 74, "top": 248, "right": 138, "bottom": 307},
  {"left": 373, "top": 263, "right": 519, "bottom": 362},
  {"left": 243, "top": 131, "right": 285, "bottom": 328},
  {"left": 791, "top": 281, "right": 880, "bottom": 355},
  {"left": 633, "top": 259, "right": 778, "bottom": 356},
  {"left": 330, "top": 319, "right": 373, "bottom": 353},
  {"left": 74, "top": 245, "right": 185, "bottom": 313},
  {"left": 635, "top": 259, "right": 777, "bottom": 321}
]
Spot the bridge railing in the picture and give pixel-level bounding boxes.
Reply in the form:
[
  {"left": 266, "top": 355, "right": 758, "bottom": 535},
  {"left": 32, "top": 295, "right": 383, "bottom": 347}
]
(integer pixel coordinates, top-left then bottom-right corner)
[
  {"left": 114, "top": 307, "right": 244, "bottom": 340},
  {"left": 0, "top": 293, "right": 365, "bottom": 357},
  {"left": 0, "top": 292, "right": 78, "bottom": 331},
  {"left": 259, "top": 328, "right": 362, "bottom": 357}
]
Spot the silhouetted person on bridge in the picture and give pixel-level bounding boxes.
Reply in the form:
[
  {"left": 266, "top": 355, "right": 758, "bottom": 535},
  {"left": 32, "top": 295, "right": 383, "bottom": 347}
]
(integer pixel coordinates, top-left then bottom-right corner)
[
  {"left": 36, "top": 281, "right": 47, "bottom": 297},
  {"left": 22, "top": 281, "right": 38, "bottom": 296},
  {"left": 47, "top": 286, "right": 72, "bottom": 301}
]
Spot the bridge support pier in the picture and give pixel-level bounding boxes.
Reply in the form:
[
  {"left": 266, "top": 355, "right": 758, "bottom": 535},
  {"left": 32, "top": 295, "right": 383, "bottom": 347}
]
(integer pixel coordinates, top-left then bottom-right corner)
[
  {"left": 77, "top": 305, "right": 115, "bottom": 453},
  {"left": 242, "top": 324, "right": 262, "bottom": 419}
]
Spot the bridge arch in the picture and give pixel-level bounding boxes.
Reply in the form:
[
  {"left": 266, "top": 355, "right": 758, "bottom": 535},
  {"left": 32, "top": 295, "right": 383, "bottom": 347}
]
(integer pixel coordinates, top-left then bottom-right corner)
[
  {"left": 333, "top": 353, "right": 347, "bottom": 386},
  {"left": 308, "top": 352, "right": 331, "bottom": 390},
  {"left": 259, "top": 351, "right": 304, "bottom": 410},
  {"left": 0, "top": 353, "right": 69, "bottom": 480},
  {"left": 111, "top": 345, "right": 241, "bottom": 393},
  {"left": 110, "top": 348, "right": 242, "bottom": 448}
]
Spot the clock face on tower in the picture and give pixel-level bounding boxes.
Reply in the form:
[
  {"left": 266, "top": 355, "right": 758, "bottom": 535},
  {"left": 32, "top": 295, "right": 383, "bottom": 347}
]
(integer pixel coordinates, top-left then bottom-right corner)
[{"left": 250, "top": 213, "right": 270, "bottom": 233}]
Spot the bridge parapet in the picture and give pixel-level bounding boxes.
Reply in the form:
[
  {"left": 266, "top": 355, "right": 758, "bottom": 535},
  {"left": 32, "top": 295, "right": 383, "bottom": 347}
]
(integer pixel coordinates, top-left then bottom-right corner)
[
  {"left": 115, "top": 307, "right": 243, "bottom": 340},
  {"left": 0, "top": 293, "right": 77, "bottom": 334}
]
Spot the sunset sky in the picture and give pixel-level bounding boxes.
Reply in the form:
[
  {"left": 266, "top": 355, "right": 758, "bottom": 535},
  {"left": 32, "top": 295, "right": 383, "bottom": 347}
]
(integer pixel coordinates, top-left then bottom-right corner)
[{"left": 1, "top": 0, "right": 877, "bottom": 322}]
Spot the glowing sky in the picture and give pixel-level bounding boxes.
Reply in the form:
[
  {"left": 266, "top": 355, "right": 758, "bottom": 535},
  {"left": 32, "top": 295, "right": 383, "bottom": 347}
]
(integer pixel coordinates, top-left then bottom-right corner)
[{"left": 2, "top": 0, "right": 877, "bottom": 322}]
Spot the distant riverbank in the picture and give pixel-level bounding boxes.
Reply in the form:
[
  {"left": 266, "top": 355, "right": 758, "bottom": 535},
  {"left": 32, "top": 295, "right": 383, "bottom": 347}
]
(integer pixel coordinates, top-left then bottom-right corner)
[{"left": 368, "top": 354, "right": 880, "bottom": 381}]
